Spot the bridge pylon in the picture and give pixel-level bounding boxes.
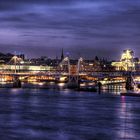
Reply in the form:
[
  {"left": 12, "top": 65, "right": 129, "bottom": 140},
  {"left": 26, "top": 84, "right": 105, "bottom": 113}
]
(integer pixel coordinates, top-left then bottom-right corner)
[
  {"left": 13, "top": 75, "right": 21, "bottom": 88},
  {"left": 58, "top": 57, "right": 84, "bottom": 88},
  {"left": 125, "top": 71, "right": 134, "bottom": 91},
  {"left": 67, "top": 58, "right": 83, "bottom": 88}
]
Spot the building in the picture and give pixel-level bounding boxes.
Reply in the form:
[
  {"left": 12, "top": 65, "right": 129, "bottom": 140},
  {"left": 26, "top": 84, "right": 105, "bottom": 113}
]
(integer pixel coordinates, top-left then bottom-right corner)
[
  {"left": 0, "top": 55, "right": 54, "bottom": 72},
  {"left": 0, "top": 52, "right": 14, "bottom": 63},
  {"left": 0, "top": 64, "right": 53, "bottom": 72},
  {"left": 112, "top": 49, "right": 140, "bottom": 71}
]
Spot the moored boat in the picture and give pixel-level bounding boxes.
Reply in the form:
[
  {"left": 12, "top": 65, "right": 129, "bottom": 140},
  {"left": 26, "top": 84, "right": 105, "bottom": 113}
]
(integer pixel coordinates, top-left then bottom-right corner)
[{"left": 120, "top": 92, "right": 140, "bottom": 97}]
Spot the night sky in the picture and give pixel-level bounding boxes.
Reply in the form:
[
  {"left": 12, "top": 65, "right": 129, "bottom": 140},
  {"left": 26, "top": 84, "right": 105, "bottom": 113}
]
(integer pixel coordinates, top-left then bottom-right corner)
[{"left": 0, "top": 0, "right": 140, "bottom": 59}]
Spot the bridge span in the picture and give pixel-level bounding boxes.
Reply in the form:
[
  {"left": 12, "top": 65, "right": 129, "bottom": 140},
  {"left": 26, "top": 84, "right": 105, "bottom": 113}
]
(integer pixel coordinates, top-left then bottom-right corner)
[{"left": 0, "top": 56, "right": 140, "bottom": 88}]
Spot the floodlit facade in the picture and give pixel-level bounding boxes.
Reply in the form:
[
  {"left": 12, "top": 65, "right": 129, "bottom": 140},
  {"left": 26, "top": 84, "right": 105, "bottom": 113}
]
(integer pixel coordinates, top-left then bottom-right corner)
[
  {"left": 0, "top": 64, "right": 53, "bottom": 72},
  {"left": 112, "top": 49, "right": 140, "bottom": 71}
]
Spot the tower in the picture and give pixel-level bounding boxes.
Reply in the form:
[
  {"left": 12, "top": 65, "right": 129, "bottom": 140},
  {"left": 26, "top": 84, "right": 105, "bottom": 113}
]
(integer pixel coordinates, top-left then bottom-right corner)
[{"left": 61, "top": 48, "right": 64, "bottom": 61}]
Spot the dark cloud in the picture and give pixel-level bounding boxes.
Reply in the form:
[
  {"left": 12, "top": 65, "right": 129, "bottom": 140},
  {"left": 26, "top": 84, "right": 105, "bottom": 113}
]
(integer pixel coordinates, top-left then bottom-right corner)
[
  {"left": 0, "top": 0, "right": 78, "bottom": 11},
  {"left": 0, "top": 0, "right": 140, "bottom": 59}
]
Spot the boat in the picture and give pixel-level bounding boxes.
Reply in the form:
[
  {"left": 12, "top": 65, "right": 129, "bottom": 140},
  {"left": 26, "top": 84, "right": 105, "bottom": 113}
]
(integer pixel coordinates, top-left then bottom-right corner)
[{"left": 120, "top": 92, "right": 140, "bottom": 97}]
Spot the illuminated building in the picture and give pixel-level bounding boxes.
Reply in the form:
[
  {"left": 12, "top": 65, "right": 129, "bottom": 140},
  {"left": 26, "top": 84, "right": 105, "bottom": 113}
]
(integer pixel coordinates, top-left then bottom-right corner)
[
  {"left": 0, "top": 55, "right": 53, "bottom": 72},
  {"left": 112, "top": 49, "right": 139, "bottom": 71},
  {"left": 0, "top": 64, "right": 53, "bottom": 72}
]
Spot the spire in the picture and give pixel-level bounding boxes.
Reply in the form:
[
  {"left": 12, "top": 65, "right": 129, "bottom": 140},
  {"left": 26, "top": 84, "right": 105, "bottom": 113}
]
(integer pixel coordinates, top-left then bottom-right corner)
[{"left": 61, "top": 48, "right": 64, "bottom": 61}]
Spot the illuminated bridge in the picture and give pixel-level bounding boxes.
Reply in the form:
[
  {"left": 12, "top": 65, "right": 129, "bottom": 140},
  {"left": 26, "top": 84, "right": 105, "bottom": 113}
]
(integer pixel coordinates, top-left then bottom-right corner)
[{"left": 0, "top": 55, "right": 140, "bottom": 88}]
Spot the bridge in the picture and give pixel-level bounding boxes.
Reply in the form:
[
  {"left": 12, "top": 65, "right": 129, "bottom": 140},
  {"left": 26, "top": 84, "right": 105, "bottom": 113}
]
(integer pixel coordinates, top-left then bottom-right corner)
[{"left": 0, "top": 55, "right": 140, "bottom": 88}]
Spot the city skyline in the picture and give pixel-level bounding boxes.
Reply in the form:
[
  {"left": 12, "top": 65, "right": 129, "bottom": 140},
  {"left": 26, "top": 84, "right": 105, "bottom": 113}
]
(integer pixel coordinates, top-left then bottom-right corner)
[
  {"left": 0, "top": 0, "right": 140, "bottom": 59},
  {"left": 0, "top": 48, "right": 138, "bottom": 61}
]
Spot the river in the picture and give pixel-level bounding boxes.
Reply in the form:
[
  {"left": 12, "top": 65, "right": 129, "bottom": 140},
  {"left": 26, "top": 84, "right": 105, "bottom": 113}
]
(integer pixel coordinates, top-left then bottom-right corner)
[{"left": 0, "top": 89, "right": 139, "bottom": 140}]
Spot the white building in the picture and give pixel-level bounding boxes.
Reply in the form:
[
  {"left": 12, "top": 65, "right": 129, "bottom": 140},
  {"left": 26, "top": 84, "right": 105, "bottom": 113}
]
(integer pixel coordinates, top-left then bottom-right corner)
[{"left": 112, "top": 49, "right": 139, "bottom": 71}]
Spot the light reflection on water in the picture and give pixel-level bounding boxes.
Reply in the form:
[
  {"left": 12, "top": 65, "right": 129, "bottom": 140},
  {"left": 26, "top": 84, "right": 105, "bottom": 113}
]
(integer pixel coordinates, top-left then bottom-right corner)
[
  {"left": 117, "top": 96, "right": 135, "bottom": 139},
  {"left": 0, "top": 89, "right": 139, "bottom": 139}
]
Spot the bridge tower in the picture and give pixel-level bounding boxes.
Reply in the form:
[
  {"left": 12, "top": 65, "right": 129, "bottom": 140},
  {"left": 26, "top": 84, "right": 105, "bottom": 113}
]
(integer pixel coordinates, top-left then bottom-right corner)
[
  {"left": 59, "top": 57, "right": 84, "bottom": 88},
  {"left": 9, "top": 55, "right": 23, "bottom": 88},
  {"left": 67, "top": 57, "right": 83, "bottom": 88},
  {"left": 7, "top": 55, "right": 23, "bottom": 74}
]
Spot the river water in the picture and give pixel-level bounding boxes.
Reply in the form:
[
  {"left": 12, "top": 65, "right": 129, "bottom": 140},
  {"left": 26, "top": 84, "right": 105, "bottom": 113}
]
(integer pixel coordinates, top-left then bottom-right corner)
[{"left": 0, "top": 89, "right": 139, "bottom": 140}]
